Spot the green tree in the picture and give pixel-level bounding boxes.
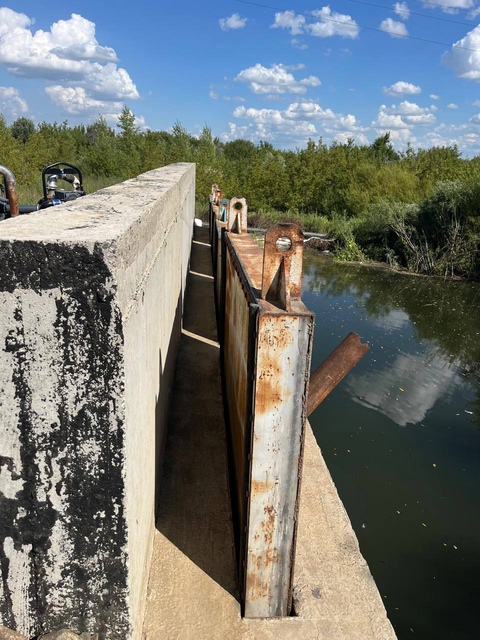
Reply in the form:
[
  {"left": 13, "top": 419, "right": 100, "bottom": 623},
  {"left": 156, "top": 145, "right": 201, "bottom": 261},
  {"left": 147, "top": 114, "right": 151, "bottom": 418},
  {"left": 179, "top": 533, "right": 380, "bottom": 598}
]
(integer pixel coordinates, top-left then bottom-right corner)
[
  {"left": 10, "top": 117, "right": 35, "bottom": 144},
  {"left": 116, "top": 106, "right": 142, "bottom": 176},
  {"left": 369, "top": 133, "right": 400, "bottom": 164}
]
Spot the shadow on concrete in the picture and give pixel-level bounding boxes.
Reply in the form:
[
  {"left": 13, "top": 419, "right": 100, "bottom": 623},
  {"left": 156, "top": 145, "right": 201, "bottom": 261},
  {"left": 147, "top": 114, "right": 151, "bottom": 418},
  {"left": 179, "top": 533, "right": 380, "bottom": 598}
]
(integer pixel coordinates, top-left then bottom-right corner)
[
  {"left": 153, "top": 293, "right": 181, "bottom": 513},
  {"left": 155, "top": 225, "right": 239, "bottom": 600}
]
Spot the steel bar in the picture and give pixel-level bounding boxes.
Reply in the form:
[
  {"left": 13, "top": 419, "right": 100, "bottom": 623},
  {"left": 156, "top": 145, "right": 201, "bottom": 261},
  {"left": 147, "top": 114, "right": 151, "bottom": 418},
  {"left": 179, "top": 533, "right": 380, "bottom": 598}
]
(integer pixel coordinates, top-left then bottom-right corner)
[{"left": 307, "top": 332, "right": 369, "bottom": 417}]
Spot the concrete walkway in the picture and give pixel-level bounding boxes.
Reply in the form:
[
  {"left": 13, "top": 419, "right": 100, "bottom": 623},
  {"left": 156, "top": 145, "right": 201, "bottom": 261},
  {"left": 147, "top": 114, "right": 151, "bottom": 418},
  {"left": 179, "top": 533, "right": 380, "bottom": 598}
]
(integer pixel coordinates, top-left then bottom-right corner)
[{"left": 142, "top": 226, "right": 396, "bottom": 640}]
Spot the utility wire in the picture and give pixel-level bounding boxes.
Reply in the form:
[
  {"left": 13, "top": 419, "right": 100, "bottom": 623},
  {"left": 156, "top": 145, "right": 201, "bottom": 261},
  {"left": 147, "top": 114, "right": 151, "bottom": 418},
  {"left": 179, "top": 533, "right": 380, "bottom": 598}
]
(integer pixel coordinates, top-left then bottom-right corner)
[
  {"left": 346, "top": 0, "right": 474, "bottom": 26},
  {"left": 408, "top": 0, "right": 479, "bottom": 13},
  {"left": 234, "top": 0, "right": 480, "bottom": 52}
]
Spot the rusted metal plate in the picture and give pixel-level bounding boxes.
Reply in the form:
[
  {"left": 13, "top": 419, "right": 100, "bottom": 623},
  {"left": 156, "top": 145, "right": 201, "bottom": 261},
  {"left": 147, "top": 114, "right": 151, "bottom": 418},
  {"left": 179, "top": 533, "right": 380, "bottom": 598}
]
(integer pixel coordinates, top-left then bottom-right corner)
[
  {"left": 215, "top": 219, "right": 226, "bottom": 312},
  {"left": 212, "top": 192, "right": 369, "bottom": 619},
  {"left": 221, "top": 225, "right": 315, "bottom": 618},
  {"left": 223, "top": 246, "right": 254, "bottom": 516},
  {"left": 245, "top": 309, "right": 313, "bottom": 617},
  {"left": 228, "top": 234, "right": 263, "bottom": 291}
]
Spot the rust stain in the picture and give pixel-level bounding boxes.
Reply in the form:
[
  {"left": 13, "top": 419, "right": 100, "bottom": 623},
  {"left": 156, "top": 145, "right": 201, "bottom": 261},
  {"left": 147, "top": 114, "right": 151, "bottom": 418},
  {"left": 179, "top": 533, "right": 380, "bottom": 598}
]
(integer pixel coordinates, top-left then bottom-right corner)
[
  {"left": 251, "top": 479, "right": 274, "bottom": 494},
  {"left": 260, "top": 504, "right": 277, "bottom": 546},
  {"left": 246, "top": 566, "right": 269, "bottom": 599},
  {"left": 261, "top": 223, "right": 305, "bottom": 311}
]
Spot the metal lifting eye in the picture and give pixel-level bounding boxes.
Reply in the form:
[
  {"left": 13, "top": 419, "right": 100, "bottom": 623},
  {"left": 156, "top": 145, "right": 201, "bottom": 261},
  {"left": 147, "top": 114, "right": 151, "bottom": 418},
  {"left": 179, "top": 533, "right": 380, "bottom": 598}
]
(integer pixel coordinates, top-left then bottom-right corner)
[{"left": 275, "top": 236, "right": 292, "bottom": 252}]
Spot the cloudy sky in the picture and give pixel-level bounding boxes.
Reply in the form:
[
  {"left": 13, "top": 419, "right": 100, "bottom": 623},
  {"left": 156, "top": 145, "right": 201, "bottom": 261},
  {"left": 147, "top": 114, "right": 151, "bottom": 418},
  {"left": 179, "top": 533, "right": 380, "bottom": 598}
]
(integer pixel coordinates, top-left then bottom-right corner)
[{"left": 1, "top": 0, "right": 480, "bottom": 153}]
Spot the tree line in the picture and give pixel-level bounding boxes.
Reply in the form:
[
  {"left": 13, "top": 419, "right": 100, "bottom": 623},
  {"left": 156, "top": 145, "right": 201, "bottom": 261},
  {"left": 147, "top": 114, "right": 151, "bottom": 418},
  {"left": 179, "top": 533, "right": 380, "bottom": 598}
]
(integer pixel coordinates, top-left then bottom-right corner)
[{"left": 1, "top": 107, "right": 479, "bottom": 280}]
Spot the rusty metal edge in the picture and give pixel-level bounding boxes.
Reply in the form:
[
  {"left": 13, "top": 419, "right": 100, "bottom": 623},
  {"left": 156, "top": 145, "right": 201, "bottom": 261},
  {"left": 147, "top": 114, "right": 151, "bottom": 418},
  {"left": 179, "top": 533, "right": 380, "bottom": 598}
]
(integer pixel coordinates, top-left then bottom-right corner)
[
  {"left": 224, "top": 232, "right": 258, "bottom": 306},
  {"left": 239, "top": 301, "right": 260, "bottom": 616},
  {"left": 287, "top": 316, "right": 315, "bottom": 615}
]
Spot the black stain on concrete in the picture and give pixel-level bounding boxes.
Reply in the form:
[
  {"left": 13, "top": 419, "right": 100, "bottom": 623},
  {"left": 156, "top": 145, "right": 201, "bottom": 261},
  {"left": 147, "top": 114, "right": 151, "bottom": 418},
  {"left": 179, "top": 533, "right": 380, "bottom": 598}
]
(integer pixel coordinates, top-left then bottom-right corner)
[{"left": 0, "top": 241, "right": 130, "bottom": 639}]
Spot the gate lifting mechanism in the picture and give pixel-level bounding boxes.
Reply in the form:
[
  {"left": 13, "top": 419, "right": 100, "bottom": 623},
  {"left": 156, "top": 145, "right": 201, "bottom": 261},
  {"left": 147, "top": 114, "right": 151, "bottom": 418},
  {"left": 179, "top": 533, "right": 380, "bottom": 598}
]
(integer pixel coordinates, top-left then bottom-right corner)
[
  {"left": 0, "top": 162, "right": 86, "bottom": 221},
  {"left": 210, "top": 184, "right": 369, "bottom": 619}
]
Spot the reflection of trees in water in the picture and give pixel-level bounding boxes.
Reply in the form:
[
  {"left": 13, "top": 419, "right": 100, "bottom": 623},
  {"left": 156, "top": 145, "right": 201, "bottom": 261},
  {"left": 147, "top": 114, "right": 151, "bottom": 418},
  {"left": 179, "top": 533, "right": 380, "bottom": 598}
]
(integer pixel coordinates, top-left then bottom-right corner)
[{"left": 303, "top": 255, "right": 480, "bottom": 426}]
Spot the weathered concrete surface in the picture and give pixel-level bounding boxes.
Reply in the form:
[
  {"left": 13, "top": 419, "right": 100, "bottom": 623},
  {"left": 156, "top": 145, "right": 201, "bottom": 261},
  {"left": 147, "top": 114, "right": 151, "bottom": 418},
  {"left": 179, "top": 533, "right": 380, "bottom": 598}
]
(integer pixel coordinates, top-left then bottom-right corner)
[
  {"left": 142, "top": 225, "right": 396, "bottom": 639},
  {"left": 0, "top": 164, "right": 195, "bottom": 639}
]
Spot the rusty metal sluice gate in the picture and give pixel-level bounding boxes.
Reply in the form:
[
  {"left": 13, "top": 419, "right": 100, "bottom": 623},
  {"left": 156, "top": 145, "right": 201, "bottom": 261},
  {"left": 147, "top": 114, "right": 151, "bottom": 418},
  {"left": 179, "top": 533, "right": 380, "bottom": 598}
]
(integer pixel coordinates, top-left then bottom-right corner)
[{"left": 209, "top": 185, "right": 369, "bottom": 619}]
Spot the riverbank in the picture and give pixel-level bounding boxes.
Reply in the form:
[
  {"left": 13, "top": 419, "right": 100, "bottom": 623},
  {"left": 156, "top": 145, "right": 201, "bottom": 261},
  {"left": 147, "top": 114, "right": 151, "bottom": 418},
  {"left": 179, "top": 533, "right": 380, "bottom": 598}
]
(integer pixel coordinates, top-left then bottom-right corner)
[
  {"left": 246, "top": 188, "right": 480, "bottom": 282},
  {"left": 249, "top": 181, "right": 480, "bottom": 281}
]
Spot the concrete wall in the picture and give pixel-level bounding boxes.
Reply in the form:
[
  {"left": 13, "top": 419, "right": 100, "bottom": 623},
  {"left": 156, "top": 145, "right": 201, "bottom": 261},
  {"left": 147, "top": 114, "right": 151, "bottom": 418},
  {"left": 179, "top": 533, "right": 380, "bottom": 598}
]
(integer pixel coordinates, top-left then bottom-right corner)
[{"left": 0, "top": 163, "right": 195, "bottom": 639}]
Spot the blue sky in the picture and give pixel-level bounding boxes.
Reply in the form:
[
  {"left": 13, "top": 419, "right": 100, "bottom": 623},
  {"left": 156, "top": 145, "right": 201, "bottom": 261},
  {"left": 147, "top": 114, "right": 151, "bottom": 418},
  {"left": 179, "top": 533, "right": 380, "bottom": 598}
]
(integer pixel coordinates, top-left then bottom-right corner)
[{"left": 1, "top": 0, "right": 480, "bottom": 154}]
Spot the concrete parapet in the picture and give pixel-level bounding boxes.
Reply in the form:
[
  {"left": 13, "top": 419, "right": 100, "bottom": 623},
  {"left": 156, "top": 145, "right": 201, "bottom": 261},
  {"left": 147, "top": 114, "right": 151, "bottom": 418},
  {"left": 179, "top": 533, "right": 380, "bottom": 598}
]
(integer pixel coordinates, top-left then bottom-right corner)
[{"left": 0, "top": 164, "right": 195, "bottom": 639}]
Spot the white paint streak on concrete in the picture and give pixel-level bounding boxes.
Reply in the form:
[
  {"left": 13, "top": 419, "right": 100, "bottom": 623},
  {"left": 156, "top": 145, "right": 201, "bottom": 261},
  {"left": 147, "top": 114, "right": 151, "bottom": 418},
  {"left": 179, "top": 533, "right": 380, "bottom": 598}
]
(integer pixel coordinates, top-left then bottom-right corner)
[
  {"left": 0, "top": 294, "right": 23, "bottom": 501},
  {"left": 3, "top": 538, "right": 32, "bottom": 638}
]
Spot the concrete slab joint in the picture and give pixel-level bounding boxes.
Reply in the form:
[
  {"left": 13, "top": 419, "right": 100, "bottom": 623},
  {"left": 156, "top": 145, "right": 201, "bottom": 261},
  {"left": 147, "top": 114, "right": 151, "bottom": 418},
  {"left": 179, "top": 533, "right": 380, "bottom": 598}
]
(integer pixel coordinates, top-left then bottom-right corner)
[{"left": 0, "top": 164, "right": 196, "bottom": 640}]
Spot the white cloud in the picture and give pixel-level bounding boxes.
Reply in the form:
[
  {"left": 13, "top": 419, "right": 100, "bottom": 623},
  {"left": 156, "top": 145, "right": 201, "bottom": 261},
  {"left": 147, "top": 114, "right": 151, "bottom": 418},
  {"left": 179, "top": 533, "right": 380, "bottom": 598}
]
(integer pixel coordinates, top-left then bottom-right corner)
[
  {"left": 394, "top": 2, "right": 410, "bottom": 19},
  {"left": 0, "top": 9, "right": 138, "bottom": 111},
  {"left": 421, "top": 126, "right": 480, "bottom": 155},
  {"left": 443, "top": 25, "right": 480, "bottom": 82},
  {"left": 430, "top": 94, "right": 440, "bottom": 100},
  {"left": 447, "top": 103, "right": 459, "bottom": 109},
  {"left": 45, "top": 86, "right": 122, "bottom": 114},
  {"left": 271, "top": 8, "right": 359, "bottom": 39},
  {"left": 372, "top": 101, "right": 436, "bottom": 137},
  {"left": 393, "top": 100, "right": 435, "bottom": 116},
  {"left": 307, "top": 8, "right": 359, "bottom": 39},
  {"left": 235, "top": 63, "right": 321, "bottom": 95},
  {"left": 0, "top": 7, "right": 31, "bottom": 38},
  {"left": 85, "top": 63, "right": 138, "bottom": 100},
  {"left": 271, "top": 11, "right": 306, "bottom": 35},
  {"left": 383, "top": 81, "right": 421, "bottom": 96},
  {"left": 424, "top": 0, "right": 474, "bottom": 13},
  {"left": 0, "top": 13, "right": 119, "bottom": 76},
  {"left": 284, "top": 101, "right": 336, "bottom": 120},
  {"left": 473, "top": 99, "right": 480, "bottom": 106},
  {"left": 291, "top": 38, "right": 308, "bottom": 50},
  {"left": 470, "top": 113, "right": 480, "bottom": 124},
  {"left": 379, "top": 18, "right": 408, "bottom": 37},
  {"left": 229, "top": 100, "right": 367, "bottom": 146},
  {"left": 219, "top": 13, "right": 247, "bottom": 31},
  {"left": 0, "top": 86, "right": 28, "bottom": 119}
]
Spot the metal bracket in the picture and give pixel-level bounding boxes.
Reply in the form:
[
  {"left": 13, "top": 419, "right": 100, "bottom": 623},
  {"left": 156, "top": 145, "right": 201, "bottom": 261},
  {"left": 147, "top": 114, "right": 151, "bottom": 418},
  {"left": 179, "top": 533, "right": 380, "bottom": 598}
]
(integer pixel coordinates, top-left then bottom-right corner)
[
  {"left": 261, "top": 223, "right": 304, "bottom": 312},
  {"left": 227, "top": 197, "right": 248, "bottom": 234},
  {"left": 210, "top": 183, "right": 219, "bottom": 203}
]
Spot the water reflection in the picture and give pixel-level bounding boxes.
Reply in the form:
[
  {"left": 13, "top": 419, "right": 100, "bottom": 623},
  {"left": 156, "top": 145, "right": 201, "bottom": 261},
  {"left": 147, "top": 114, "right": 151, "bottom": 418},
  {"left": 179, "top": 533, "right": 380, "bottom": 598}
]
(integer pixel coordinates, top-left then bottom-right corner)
[
  {"left": 303, "top": 257, "right": 480, "bottom": 429},
  {"left": 349, "top": 351, "right": 461, "bottom": 427},
  {"left": 302, "top": 255, "right": 480, "bottom": 640}
]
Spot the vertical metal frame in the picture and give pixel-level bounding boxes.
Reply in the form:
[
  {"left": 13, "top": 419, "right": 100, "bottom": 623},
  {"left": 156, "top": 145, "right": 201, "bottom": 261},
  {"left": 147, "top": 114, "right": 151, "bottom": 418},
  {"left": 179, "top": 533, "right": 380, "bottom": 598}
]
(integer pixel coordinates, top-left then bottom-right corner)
[{"left": 220, "top": 226, "right": 314, "bottom": 618}]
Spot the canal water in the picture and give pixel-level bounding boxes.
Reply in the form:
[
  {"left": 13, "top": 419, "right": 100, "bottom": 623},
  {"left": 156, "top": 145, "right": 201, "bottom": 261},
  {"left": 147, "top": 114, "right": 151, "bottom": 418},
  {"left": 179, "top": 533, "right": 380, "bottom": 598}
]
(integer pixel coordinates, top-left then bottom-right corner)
[{"left": 303, "top": 255, "right": 480, "bottom": 640}]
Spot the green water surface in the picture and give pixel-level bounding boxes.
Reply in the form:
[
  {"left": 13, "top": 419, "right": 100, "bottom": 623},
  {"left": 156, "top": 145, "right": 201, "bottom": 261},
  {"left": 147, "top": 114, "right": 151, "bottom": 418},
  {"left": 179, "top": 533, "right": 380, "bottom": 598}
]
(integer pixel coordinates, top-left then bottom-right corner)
[{"left": 304, "top": 255, "right": 480, "bottom": 640}]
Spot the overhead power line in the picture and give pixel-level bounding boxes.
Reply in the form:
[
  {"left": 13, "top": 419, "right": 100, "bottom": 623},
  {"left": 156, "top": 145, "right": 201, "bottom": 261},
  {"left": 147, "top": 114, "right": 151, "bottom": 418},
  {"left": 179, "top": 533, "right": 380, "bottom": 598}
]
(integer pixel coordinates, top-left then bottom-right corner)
[
  {"left": 346, "top": 0, "right": 474, "bottom": 26},
  {"left": 408, "top": 0, "right": 479, "bottom": 13},
  {"left": 234, "top": 0, "right": 480, "bottom": 52}
]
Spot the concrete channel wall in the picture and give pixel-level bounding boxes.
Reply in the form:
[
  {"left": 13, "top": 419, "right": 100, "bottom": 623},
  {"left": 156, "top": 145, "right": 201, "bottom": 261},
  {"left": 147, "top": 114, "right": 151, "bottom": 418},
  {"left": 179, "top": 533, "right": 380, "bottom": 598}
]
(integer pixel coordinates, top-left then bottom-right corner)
[{"left": 0, "top": 163, "right": 195, "bottom": 639}]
